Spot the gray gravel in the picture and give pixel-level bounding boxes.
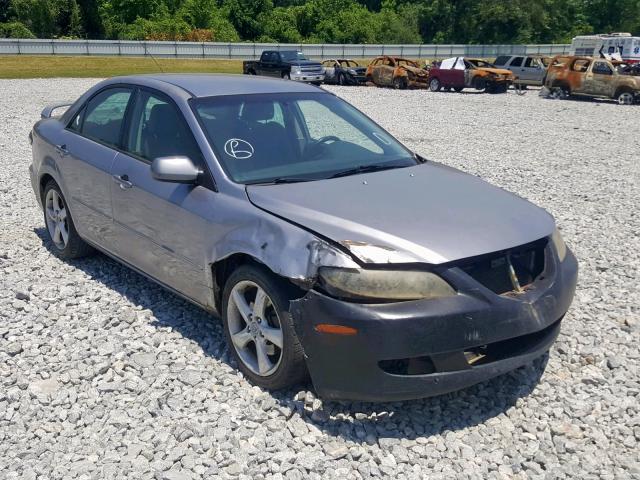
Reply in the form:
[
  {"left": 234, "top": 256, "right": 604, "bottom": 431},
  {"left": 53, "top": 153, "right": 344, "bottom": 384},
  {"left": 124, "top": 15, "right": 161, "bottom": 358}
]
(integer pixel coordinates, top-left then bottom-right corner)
[{"left": 1, "top": 79, "right": 639, "bottom": 479}]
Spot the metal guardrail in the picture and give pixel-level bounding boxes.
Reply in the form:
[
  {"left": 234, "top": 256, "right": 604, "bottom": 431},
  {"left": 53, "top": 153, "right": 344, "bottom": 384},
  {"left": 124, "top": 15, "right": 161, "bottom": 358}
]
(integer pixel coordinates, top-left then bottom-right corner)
[{"left": 0, "top": 39, "right": 571, "bottom": 59}]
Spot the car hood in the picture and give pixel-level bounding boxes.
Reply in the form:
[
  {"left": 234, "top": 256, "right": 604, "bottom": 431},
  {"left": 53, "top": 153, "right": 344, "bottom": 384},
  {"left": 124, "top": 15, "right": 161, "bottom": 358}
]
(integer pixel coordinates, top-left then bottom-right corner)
[
  {"left": 246, "top": 163, "right": 555, "bottom": 265},
  {"left": 289, "top": 60, "right": 322, "bottom": 67},
  {"left": 479, "top": 67, "right": 514, "bottom": 76}
]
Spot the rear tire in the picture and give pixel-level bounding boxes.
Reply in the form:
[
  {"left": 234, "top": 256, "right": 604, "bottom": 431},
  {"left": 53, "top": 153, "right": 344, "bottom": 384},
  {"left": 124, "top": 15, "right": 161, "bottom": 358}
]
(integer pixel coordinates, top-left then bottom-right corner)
[
  {"left": 42, "top": 180, "right": 94, "bottom": 259},
  {"left": 222, "top": 264, "right": 307, "bottom": 390},
  {"left": 429, "top": 77, "right": 441, "bottom": 92}
]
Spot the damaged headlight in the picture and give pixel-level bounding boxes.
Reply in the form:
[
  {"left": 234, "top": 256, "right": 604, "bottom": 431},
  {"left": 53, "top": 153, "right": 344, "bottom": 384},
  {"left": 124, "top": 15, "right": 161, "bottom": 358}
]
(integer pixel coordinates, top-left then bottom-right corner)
[
  {"left": 318, "top": 267, "right": 456, "bottom": 302},
  {"left": 551, "top": 228, "right": 567, "bottom": 262}
]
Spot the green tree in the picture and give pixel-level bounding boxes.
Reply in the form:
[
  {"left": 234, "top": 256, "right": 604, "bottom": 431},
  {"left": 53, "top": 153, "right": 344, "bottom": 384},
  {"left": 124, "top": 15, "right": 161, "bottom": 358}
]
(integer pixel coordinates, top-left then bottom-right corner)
[
  {"left": 223, "top": 0, "right": 273, "bottom": 40},
  {"left": 9, "top": 0, "right": 60, "bottom": 37}
]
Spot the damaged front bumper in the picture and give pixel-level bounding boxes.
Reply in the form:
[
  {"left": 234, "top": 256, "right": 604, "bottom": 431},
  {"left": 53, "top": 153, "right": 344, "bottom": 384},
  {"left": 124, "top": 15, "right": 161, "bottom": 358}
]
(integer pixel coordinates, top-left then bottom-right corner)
[{"left": 290, "top": 245, "right": 577, "bottom": 402}]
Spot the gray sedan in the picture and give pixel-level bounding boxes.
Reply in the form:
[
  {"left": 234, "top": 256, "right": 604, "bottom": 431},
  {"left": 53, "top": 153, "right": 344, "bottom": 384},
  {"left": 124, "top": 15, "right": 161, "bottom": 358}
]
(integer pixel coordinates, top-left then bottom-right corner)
[{"left": 29, "top": 74, "right": 577, "bottom": 401}]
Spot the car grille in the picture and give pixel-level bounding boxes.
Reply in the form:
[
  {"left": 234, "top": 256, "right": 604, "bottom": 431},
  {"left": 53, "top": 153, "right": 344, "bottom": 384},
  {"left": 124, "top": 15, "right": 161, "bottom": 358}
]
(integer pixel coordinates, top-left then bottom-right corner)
[
  {"left": 459, "top": 238, "right": 547, "bottom": 295},
  {"left": 300, "top": 65, "right": 323, "bottom": 74}
]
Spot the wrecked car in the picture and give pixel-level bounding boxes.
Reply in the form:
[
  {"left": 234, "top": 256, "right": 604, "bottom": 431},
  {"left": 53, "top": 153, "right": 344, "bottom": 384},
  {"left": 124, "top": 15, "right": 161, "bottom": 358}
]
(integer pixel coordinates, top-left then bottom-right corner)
[
  {"left": 30, "top": 74, "right": 577, "bottom": 401},
  {"left": 544, "top": 55, "right": 640, "bottom": 104},
  {"left": 429, "top": 57, "right": 515, "bottom": 93},
  {"left": 366, "top": 56, "right": 429, "bottom": 89},
  {"left": 321, "top": 59, "right": 367, "bottom": 85}
]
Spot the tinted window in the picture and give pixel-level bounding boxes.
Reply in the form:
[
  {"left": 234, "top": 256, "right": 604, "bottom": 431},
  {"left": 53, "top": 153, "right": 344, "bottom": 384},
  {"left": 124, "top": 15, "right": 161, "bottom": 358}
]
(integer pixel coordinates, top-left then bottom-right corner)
[
  {"left": 593, "top": 62, "right": 613, "bottom": 75},
  {"left": 193, "top": 93, "right": 415, "bottom": 184},
  {"left": 280, "top": 51, "right": 308, "bottom": 62},
  {"left": 509, "top": 57, "right": 524, "bottom": 67},
  {"left": 125, "top": 91, "right": 202, "bottom": 163},
  {"left": 494, "top": 56, "right": 510, "bottom": 66},
  {"left": 81, "top": 88, "right": 132, "bottom": 147}
]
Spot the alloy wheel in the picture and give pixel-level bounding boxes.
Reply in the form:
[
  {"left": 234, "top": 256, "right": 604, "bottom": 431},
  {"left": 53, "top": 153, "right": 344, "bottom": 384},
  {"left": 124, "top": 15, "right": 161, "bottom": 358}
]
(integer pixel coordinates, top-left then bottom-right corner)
[
  {"left": 227, "top": 280, "right": 284, "bottom": 376},
  {"left": 45, "top": 189, "right": 69, "bottom": 250}
]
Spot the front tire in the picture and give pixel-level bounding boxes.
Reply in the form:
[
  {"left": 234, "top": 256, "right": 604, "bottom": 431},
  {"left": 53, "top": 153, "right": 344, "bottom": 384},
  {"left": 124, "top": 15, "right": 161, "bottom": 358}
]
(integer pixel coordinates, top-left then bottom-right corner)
[
  {"left": 42, "top": 180, "right": 93, "bottom": 259},
  {"left": 282, "top": 72, "right": 291, "bottom": 80},
  {"left": 429, "top": 77, "right": 441, "bottom": 92},
  {"left": 222, "top": 265, "right": 307, "bottom": 390}
]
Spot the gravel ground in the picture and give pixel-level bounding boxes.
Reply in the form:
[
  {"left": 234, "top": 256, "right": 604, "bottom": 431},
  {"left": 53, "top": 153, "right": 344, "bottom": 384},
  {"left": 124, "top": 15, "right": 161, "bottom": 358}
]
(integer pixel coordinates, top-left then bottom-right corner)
[{"left": 1, "top": 79, "right": 639, "bottom": 480}]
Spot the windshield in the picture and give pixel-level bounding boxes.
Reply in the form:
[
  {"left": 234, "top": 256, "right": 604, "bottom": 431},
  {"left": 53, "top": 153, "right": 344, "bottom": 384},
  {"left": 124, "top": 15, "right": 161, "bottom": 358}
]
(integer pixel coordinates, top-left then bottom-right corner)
[
  {"left": 280, "top": 51, "right": 309, "bottom": 62},
  {"left": 193, "top": 93, "right": 417, "bottom": 184},
  {"left": 468, "top": 59, "right": 496, "bottom": 68},
  {"left": 397, "top": 59, "right": 418, "bottom": 67}
]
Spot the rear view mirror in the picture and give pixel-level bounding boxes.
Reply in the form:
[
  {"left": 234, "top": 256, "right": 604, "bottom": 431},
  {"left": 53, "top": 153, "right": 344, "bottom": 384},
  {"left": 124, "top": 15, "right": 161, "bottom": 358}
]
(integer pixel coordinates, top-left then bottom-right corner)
[{"left": 151, "top": 156, "right": 200, "bottom": 184}]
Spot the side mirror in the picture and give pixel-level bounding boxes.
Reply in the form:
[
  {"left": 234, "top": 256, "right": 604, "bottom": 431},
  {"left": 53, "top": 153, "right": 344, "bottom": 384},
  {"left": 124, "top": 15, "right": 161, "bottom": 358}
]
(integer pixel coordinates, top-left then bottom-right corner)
[{"left": 151, "top": 156, "right": 200, "bottom": 184}]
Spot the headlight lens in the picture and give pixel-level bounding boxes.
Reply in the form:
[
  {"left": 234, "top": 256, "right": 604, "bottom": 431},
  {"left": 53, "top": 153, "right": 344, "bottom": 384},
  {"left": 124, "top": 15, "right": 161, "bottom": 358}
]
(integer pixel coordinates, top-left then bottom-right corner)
[
  {"left": 292, "top": 67, "right": 301, "bottom": 74},
  {"left": 551, "top": 228, "right": 567, "bottom": 262},
  {"left": 318, "top": 267, "right": 456, "bottom": 301}
]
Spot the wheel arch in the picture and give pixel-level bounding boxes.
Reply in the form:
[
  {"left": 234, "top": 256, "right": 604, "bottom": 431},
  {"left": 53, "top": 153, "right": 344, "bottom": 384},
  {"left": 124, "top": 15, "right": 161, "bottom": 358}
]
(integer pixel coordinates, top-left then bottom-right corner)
[
  {"left": 211, "top": 252, "right": 308, "bottom": 313},
  {"left": 39, "top": 173, "right": 57, "bottom": 202}
]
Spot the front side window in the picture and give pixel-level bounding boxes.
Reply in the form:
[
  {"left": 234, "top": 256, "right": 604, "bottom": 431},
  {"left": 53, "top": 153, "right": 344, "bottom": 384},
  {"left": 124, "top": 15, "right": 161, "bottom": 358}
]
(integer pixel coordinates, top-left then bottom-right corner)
[
  {"left": 593, "top": 61, "right": 613, "bottom": 75},
  {"left": 509, "top": 57, "right": 524, "bottom": 67},
  {"left": 280, "top": 51, "right": 308, "bottom": 62},
  {"left": 193, "top": 93, "right": 416, "bottom": 184},
  {"left": 79, "top": 88, "right": 132, "bottom": 147},
  {"left": 125, "top": 91, "right": 202, "bottom": 163}
]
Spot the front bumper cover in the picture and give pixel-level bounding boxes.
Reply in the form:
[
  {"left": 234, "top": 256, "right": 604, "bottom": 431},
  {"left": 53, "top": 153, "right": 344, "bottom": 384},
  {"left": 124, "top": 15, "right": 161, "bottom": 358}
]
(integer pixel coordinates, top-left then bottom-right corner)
[{"left": 291, "top": 245, "right": 577, "bottom": 402}]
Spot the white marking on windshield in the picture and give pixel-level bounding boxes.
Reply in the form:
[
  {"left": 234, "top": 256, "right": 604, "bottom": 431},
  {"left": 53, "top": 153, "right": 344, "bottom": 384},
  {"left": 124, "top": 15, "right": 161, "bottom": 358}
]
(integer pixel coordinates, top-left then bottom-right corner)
[{"left": 224, "top": 138, "right": 254, "bottom": 159}]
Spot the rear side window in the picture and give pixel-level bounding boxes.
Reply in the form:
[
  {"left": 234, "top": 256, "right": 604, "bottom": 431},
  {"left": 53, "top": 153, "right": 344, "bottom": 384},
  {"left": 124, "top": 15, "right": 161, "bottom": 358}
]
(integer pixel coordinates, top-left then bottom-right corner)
[
  {"left": 572, "top": 59, "right": 591, "bottom": 72},
  {"left": 509, "top": 57, "right": 524, "bottom": 67},
  {"left": 494, "top": 56, "right": 510, "bottom": 66},
  {"left": 79, "top": 88, "right": 132, "bottom": 147},
  {"left": 125, "top": 90, "right": 202, "bottom": 163}
]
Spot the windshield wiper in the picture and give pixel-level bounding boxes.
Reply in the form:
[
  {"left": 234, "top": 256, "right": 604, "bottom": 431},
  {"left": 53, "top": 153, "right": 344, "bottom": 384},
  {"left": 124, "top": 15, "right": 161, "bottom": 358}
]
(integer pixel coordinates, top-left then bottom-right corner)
[
  {"left": 328, "top": 164, "right": 405, "bottom": 179},
  {"left": 248, "top": 177, "right": 316, "bottom": 185}
]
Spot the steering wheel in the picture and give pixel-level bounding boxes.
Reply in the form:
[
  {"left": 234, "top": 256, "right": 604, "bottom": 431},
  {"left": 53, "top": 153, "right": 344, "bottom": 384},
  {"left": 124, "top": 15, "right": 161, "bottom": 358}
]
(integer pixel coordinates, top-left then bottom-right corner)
[
  {"left": 314, "top": 135, "right": 340, "bottom": 145},
  {"left": 304, "top": 136, "right": 340, "bottom": 159}
]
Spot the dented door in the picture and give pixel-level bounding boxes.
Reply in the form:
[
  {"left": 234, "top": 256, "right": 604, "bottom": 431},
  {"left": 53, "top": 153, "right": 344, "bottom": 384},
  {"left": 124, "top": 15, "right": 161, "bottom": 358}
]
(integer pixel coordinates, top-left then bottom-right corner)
[{"left": 584, "top": 61, "right": 617, "bottom": 97}]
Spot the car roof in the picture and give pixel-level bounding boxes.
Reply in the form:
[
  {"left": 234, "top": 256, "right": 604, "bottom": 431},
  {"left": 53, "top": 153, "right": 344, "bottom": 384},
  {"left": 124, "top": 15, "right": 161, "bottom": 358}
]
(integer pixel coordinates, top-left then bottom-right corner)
[{"left": 108, "top": 73, "right": 324, "bottom": 98}]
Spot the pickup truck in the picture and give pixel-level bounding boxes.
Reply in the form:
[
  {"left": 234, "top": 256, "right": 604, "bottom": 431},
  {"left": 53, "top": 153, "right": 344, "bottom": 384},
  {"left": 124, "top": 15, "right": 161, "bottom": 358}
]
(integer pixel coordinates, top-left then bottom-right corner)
[
  {"left": 243, "top": 50, "right": 324, "bottom": 85},
  {"left": 544, "top": 55, "right": 640, "bottom": 104}
]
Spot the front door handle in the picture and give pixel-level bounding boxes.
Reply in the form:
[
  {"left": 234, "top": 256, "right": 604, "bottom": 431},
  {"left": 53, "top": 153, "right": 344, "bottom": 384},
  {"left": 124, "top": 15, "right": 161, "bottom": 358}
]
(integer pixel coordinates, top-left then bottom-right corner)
[
  {"left": 55, "top": 144, "right": 69, "bottom": 156},
  {"left": 113, "top": 174, "right": 133, "bottom": 190}
]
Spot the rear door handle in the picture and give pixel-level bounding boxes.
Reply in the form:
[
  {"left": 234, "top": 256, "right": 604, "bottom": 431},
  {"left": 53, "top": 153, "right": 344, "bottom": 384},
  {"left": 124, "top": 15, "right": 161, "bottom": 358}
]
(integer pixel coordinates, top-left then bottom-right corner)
[
  {"left": 113, "top": 174, "right": 133, "bottom": 190},
  {"left": 55, "top": 144, "right": 69, "bottom": 156}
]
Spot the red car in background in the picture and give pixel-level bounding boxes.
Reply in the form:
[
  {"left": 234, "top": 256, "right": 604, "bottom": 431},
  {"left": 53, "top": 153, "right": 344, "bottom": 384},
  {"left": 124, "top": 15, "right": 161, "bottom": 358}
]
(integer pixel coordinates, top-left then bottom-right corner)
[{"left": 428, "top": 57, "right": 515, "bottom": 93}]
